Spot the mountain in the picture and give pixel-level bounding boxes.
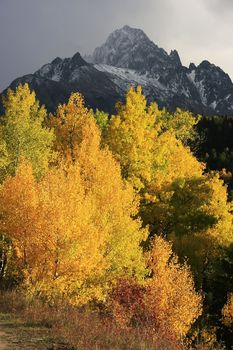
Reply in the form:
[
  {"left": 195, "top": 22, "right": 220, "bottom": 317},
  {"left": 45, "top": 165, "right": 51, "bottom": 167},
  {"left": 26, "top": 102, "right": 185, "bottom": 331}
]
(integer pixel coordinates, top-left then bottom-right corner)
[
  {"left": 1, "top": 52, "right": 121, "bottom": 114},
  {"left": 2, "top": 25, "right": 233, "bottom": 116},
  {"left": 92, "top": 25, "right": 176, "bottom": 72},
  {"left": 91, "top": 25, "right": 233, "bottom": 115}
]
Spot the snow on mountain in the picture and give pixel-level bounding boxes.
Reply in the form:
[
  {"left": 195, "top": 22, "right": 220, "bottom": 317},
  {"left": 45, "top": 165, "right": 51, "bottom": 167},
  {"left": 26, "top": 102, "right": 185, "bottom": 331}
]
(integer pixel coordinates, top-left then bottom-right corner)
[
  {"left": 94, "top": 64, "right": 165, "bottom": 93},
  {"left": 187, "top": 72, "right": 207, "bottom": 106},
  {"left": 187, "top": 70, "right": 196, "bottom": 84},
  {"left": 90, "top": 26, "right": 233, "bottom": 115},
  {"left": 2, "top": 25, "right": 233, "bottom": 116}
]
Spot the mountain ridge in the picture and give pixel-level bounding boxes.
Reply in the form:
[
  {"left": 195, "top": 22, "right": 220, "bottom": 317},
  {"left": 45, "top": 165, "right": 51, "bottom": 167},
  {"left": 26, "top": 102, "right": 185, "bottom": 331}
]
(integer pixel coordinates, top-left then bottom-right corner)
[{"left": 2, "top": 25, "right": 233, "bottom": 116}]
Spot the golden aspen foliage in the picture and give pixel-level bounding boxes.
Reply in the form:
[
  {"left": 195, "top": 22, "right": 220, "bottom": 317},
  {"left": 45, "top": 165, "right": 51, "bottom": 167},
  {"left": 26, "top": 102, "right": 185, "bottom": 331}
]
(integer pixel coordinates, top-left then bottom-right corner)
[
  {"left": 32, "top": 164, "right": 108, "bottom": 304},
  {"left": 109, "top": 237, "right": 202, "bottom": 343},
  {"left": 144, "top": 161, "right": 233, "bottom": 284},
  {"left": 0, "top": 161, "right": 43, "bottom": 283},
  {"left": 144, "top": 236, "right": 202, "bottom": 340},
  {"left": 104, "top": 87, "right": 233, "bottom": 292},
  {"left": 222, "top": 293, "right": 233, "bottom": 327},
  {"left": 158, "top": 108, "right": 201, "bottom": 145},
  {"left": 48, "top": 92, "right": 96, "bottom": 164},
  {"left": 49, "top": 92, "right": 148, "bottom": 275},
  {"left": 169, "top": 172, "right": 233, "bottom": 283},
  {"left": 49, "top": 92, "right": 148, "bottom": 283},
  {"left": 106, "top": 86, "right": 161, "bottom": 190},
  {"left": 140, "top": 133, "right": 206, "bottom": 239},
  {"left": 147, "top": 171, "right": 231, "bottom": 238},
  {"left": 202, "top": 173, "right": 233, "bottom": 247},
  {"left": 105, "top": 87, "right": 200, "bottom": 192},
  {"left": 0, "top": 136, "right": 147, "bottom": 305},
  {"left": 0, "top": 84, "right": 55, "bottom": 180},
  {"left": 146, "top": 132, "right": 203, "bottom": 195}
]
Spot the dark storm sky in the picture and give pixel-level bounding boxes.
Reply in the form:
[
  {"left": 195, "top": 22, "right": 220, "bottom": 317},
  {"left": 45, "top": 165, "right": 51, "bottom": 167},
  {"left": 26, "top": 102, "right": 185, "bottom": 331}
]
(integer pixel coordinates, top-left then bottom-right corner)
[{"left": 1, "top": 0, "right": 233, "bottom": 91}]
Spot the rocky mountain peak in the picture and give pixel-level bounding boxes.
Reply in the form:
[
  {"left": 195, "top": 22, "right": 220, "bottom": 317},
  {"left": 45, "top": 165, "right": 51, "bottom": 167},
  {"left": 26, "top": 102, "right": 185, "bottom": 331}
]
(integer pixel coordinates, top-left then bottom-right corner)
[
  {"left": 92, "top": 25, "right": 152, "bottom": 67},
  {"left": 103, "top": 25, "right": 151, "bottom": 50},
  {"left": 51, "top": 57, "right": 63, "bottom": 65},
  {"left": 71, "top": 52, "right": 88, "bottom": 67},
  {"left": 169, "top": 50, "right": 182, "bottom": 67},
  {"left": 198, "top": 60, "right": 213, "bottom": 70},
  {"left": 189, "top": 63, "right": 196, "bottom": 71},
  {"left": 110, "top": 24, "right": 148, "bottom": 40},
  {"left": 91, "top": 25, "right": 171, "bottom": 72},
  {"left": 196, "top": 60, "right": 232, "bottom": 85}
]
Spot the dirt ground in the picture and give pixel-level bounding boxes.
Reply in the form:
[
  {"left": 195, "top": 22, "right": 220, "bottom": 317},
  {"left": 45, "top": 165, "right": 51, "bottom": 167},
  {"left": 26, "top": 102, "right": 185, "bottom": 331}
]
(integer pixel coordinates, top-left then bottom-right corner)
[{"left": 0, "top": 313, "right": 72, "bottom": 350}]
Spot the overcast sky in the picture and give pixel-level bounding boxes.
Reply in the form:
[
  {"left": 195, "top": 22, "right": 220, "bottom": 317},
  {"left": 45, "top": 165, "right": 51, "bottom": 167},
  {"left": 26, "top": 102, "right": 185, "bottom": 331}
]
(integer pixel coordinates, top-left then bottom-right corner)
[{"left": 1, "top": 0, "right": 233, "bottom": 91}]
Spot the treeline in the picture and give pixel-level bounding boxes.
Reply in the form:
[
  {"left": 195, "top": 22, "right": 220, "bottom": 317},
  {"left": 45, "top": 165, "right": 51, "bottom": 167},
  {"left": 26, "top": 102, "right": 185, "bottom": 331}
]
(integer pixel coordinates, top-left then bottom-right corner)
[
  {"left": 197, "top": 116, "right": 233, "bottom": 193},
  {"left": 0, "top": 84, "right": 232, "bottom": 349}
]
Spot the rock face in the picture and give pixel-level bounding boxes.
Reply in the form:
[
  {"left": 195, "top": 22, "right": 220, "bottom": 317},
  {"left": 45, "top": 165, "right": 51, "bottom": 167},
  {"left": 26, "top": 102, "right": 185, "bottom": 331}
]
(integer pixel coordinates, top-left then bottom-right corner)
[
  {"left": 92, "top": 25, "right": 174, "bottom": 73},
  {"left": 2, "top": 25, "right": 233, "bottom": 115},
  {"left": 2, "top": 52, "right": 121, "bottom": 114}
]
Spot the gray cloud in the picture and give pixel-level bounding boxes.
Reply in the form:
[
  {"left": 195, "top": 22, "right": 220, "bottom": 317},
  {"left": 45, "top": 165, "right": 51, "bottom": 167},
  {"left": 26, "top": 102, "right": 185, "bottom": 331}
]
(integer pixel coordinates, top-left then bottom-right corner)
[
  {"left": 204, "top": 0, "right": 233, "bottom": 13},
  {"left": 0, "top": 0, "right": 233, "bottom": 91}
]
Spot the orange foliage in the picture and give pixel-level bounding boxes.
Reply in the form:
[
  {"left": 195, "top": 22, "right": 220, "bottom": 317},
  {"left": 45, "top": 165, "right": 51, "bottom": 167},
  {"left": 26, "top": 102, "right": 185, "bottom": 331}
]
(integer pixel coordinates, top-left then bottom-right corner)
[
  {"left": 48, "top": 92, "right": 97, "bottom": 164},
  {"left": 145, "top": 237, "right": 202, "bottom": 340},
  {"left": 0, "top": 121, "right": 147, "bottom": 304},
  {"left": 110, "top": 237, "right": 202, "bottom": 344}
]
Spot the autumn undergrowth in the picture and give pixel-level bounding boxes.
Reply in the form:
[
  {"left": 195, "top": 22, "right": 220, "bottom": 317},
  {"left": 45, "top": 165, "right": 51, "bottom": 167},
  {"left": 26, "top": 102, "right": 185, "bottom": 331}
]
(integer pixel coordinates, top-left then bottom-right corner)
[
  {"left": 0, "top": 290, "right": 227, "bottom": 350},
  {"left": 31, "top": 309, "right": 184, "bottom": 350},
  {"left": 0, "top": 290, "right": 180, "bottom": 350}
]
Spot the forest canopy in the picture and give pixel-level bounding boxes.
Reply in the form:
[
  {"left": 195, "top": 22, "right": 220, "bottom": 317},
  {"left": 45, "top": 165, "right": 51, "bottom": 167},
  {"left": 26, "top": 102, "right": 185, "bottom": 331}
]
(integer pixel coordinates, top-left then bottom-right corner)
[{"left": 0, "top": 84, "right": 232, "bottom": 349}]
